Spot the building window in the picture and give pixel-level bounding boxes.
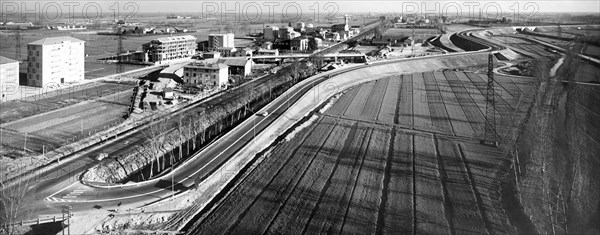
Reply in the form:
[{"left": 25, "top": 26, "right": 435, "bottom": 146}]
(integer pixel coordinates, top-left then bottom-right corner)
[
  {"left": 185, "top": 72, "right": 189, "bottom": 77},
  {"left": 193, "top": 73, "right": 196, "bottom": 77},
  {"left": 36, "top": 63, "right": 39, "bottom": 68}
]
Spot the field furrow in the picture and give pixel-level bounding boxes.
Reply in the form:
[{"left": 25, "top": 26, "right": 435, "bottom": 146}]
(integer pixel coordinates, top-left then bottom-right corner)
[
  {"left": 412, "top": 73, "right": 433, "bottom": 131},
  {"left": 304, "top": 122, "right": 370, "bottom": 234},
  {"left": 423, "top": 71, "right": 454, "bottom": 134},
  {"left": 436, "top": 138, "right": 488, "bottom": 234},
  {"left": 381, "top": 131, "right": 414, "bottom": 234},
  {"left": 414, "top": 134, "right": 450, "bottom": 234},
  {"left": 460, "top": 142, "right": 515, "bottom": 234},
  {"left": 377, "top": 75, "right": 402, "bottom": 124},
  {"left": 341, "top": 125, "right": 390, "bottom": 234},
  {"left": 443, "top": 71, "right": 485, "bottom": 136},
  {"left": 196, "top": 117, "right": 336, "bottom": 234},
  {"left": 344, "top": 82, "right": 375, "bottom": 118},
  {"left": 434, "top": 71, "right": 475, "bottom": 137},
  {"left": 397, "top": 74, "right": 414, "bottom": 126},
  {"left": 227, "top": 119, "right": 345, "bottom": 234},
  {"left": 265, "top": 121, "right": 351, "bottom": 234},
  {"left": 362, "top": 78, "right": 389, "bottom": 120},
  {"left": 327, "top": 87, "right": 360, "bottom": 116},
  {"left": 465, "top": 73, "right": 516, "bottom": 136}
]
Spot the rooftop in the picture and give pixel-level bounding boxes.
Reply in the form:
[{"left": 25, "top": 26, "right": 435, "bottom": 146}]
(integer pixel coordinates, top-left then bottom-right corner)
[
  {"left": 29, "top": 36, "right": 84, "bottom": 45},
  {"left": 0, "top": 56, "right": 18, "bottom": 64},
  {"left": 217, "top": 57, "right": 251, "bottom": 67},
  {"left": 153, "top": 35, "right": 196, "bottom": 43},
  {"left": 185, "top": 61, "right": 228, "bottom": 70}
]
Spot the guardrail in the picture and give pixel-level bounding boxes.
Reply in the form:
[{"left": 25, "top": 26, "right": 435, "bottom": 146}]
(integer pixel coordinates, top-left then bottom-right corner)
[{"left": 7, "top": 215, "right": 68, "bottom": 227}]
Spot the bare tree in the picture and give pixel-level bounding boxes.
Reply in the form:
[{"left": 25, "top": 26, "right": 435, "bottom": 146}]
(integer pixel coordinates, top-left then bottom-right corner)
[{"left": 0, "top": 174, "right": 32, "bottom": 235}]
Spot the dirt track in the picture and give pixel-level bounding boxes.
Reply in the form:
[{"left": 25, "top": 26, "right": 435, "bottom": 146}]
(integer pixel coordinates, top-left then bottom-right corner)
[{"left": 187, "top": 71, "right": 536, "bottom": 234}]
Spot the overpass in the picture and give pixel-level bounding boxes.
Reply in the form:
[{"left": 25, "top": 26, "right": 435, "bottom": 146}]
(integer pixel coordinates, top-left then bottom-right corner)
[{"left": 250, "top": 53, "right": 366, "bottom": 61}]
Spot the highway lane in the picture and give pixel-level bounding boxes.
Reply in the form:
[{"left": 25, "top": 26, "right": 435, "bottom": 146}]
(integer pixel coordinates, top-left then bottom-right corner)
[
  {"left": 25, "top": 63, "right": 346, "bottom": 220},
  {"left": 33, "top": 49, "right": 492, "bottom": 217},
  {"left": 24, "top": 25, "right": 497, "bottom": 220}
]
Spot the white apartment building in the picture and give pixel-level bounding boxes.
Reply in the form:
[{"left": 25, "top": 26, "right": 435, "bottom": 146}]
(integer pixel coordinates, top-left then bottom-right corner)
[
  {"left": 0, "top": 56, "right": 19, "bottom": 95},
  {"left": 26, "top": 36, "right": 85, "bottom": 87},
  {"left": 143, "top": 35, "right": 197, "bottom": 64},
  {"left": 183, "top": 61, "right": 228, "bottom": 87},
  {"left": 208, "top": 33, "right": 235, "bottom": 49}
]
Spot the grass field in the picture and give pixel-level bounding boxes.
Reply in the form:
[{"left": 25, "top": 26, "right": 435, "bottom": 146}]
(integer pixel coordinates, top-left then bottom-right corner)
[
  {"left": 0, "top": 82, "right": 135, "bottom": 157},
  {"left": 0, "top": 81, "right": 136, "bottom": 124},
  {"left": 187, "top": 71, "right": 537, "bottom": 234}
]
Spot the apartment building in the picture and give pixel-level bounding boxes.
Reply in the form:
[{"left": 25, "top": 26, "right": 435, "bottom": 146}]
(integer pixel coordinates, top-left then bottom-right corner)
[
  {"left": 0, "top": 56, "right": 19, "bottom": 95},
  {"left": 26, "top": 36, "right": 85, "bottom": 87},
  {"left": 208, "top": 33, "right": 234, "bottom": 49},
  {"left": 183, "top": 61, "right": 228, "bottom": 87},
  {"left": 143, "top": 35, "right": 197, "bottom": 64},
  {"left": 263, "top": 26, "right": 279, "bottom": 41}
]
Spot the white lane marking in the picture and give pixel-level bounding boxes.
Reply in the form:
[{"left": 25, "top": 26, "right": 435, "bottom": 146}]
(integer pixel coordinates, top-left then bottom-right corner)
[{"left": 47, "top": 182, "right": 77, "bottom": 198}]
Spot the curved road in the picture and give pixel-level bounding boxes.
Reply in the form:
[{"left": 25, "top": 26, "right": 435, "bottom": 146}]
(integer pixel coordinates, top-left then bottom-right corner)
[{"left": 17, "top": 28, "right": 501, "bottom": 222}]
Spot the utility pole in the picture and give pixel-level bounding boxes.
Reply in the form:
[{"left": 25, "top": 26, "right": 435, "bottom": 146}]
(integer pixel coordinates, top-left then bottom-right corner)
[
  {"left": 117, "top": 32, "right": 124, "bottom": 75},
  {"left": 481, "top": 52, "right": 498, "bottom": 146},
  {"left": 411, "top": 26, "right": 415, "bottom": 57},
  {"left": 15, "top": 29, "right": 22, "bottom": 61}
]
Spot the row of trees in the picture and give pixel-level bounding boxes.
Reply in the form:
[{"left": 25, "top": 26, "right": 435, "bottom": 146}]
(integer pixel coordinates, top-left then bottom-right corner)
[{"left": 85, "top": 60, "right": 318, "bottom": 183}]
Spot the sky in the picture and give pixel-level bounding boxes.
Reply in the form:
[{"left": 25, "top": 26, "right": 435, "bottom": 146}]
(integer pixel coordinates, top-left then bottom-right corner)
[{"left": 1, "top": 1, "right": 598, "bottom": 22}]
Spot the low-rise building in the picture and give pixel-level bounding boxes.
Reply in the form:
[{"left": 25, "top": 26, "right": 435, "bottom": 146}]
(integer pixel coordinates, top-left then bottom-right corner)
[
  {"left": 291, "top": 37, "right": 309, "bottom": 51},
  {"left": 0, "top": 56, "right": 19, "bottom": 96},
  {"left": 255, "top": 48, "right": 279, "bottom": 56},
  {"left": 235, "top": 47, "right": 253, "bottom": 57},
  {"left": 203, "top": 51, "right": 221, "bottom": 59},
  {"left": 261, "top": 41, "right": 273, "bottom": 49},
  {"left": 217, "top": 57, "right": 253, "bottom": 76},
  {"left": 183, "top": 61, "right": 228, "bottom": 87},
  {"left": 214, "top": 47, "right": 237, "bottom": 57}
]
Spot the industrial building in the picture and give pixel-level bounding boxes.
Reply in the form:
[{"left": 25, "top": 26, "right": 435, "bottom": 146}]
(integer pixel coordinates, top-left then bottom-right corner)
[
  {"left": 208, "top": 33, "right": 235, "bottom": 49},
  {"left": 26, "top": 36, "right": 85, "bottom": 87},
  {"left": 182, "top": 61, "right": 228, "bottom": 87},
  {"left": 0, "top": 56, "right": 19, "bottom": 96},
  {"left": 143, "top": 35, "right": 197, "bottom": 64}
]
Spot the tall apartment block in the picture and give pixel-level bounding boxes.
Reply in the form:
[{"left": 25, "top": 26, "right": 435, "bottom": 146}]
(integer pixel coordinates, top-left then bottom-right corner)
[
  {"left": 143, "top": 35, "right": 197, "bottom": 64},
  {"left": 208, "top": 33, "right": 234, "bottom": 49},
  {"left": 26, "top": 36, "right": 85, "bottom": 87},
  {"left": 0, "top": 56, "right": 19, "bottom": 96}
]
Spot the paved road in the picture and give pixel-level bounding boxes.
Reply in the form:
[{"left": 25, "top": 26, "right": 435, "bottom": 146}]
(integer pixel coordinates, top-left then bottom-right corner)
[{"left": 17, "top": 26, "right": 499, "bottom": 223}]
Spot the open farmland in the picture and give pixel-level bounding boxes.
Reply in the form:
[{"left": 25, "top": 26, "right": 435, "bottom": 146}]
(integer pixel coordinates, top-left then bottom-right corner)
[
  {"left": 0, "top": 84, "right": 133, "bottom": 156},
  {"left": 186, "top": 70, "right": 537, "bottom": 234}
]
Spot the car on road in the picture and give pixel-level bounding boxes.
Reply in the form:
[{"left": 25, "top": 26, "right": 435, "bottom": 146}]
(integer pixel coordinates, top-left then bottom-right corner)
[
  {"left": 96, "top": 153, "right": 109, "bottom": 161},
  {"left": 257, "top": 111, "right": 269, "bottom": 117}
]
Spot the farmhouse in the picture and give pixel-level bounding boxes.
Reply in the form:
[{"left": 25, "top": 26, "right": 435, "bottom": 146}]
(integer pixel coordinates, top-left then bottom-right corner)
[{"left": 183, "top": 61, "right": 228, "bottom": 87}]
